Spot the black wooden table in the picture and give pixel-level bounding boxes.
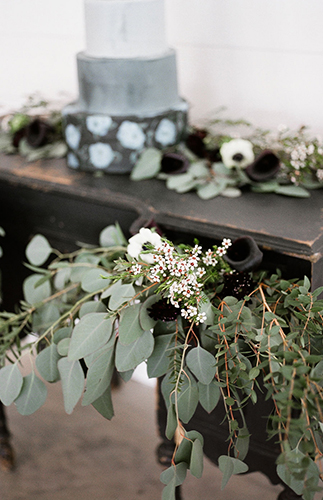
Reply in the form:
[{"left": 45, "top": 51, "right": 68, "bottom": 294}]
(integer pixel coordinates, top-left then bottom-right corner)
[{"left": 0, "top": 154, "right": 322, "bottom": 498}]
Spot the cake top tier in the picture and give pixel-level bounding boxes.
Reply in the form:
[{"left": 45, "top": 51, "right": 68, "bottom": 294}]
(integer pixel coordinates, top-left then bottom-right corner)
[{"left": 84, "top": 0, "right": 168, "bottom": 59}]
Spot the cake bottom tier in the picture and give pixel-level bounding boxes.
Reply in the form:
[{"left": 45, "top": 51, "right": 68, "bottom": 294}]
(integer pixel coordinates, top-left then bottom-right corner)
[{"left": 62, "top": 101, "right": 188, "bottom": 174}]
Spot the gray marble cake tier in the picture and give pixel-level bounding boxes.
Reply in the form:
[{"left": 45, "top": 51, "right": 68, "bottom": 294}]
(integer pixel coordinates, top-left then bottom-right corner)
[
  {"left": 63, "top": 101, "right": 188, "bottom": 173},
  {"left": 76, "top": 50, "right": 183, "bottom": 116}
]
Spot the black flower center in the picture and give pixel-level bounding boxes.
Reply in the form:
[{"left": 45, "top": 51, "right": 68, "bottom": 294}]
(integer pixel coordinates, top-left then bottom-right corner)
[
  {"left": 221, "top": 271, "right": 255, "bottom": 300},
  {"left": 232, "top": 153, "right": 244, "bottom": 162}
]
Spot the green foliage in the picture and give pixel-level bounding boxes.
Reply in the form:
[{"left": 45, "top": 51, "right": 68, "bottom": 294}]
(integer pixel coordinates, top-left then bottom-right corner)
[{"left": 0, "top": 225, "right": 323, "bottom": 499}]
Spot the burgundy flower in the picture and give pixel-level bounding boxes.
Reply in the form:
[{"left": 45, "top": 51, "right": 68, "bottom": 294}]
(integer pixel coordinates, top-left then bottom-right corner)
[
  {"left": 185, "top": 130, "right": 207, "bottom": 158},
  {"left": 221, "top": 271, "right": 255, "bottom": 300},
  {"left": 12, "top": 127, "right": 27, "bottom": 148},
  {"left": 245, "top": 150, "right": 280, "bottom": 182},
  {"left": 147, "top": 298, "right": 179, "bottom": 322},
  {"left": 161, "top": 152, "right": 189, "bottom": 175},
  {"left": 25, "top": 118, "right": 55, "bottom": 148},
  {"left": 224, "top": 236, "right": 263, "bottom": 272}
]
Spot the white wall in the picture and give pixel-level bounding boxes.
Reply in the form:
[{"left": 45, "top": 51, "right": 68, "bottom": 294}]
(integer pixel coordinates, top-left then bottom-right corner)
[{"left": 1, "top": 0, "right": 323, "bottom": 134}]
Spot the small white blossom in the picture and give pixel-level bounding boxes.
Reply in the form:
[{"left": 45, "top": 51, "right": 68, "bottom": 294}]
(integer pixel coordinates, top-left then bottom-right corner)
[
  {"left": 131, "top": 264, "right": 142, "bottom": 275},
  {"left": 216, "top": 247, "right": 226, "bottom": 257},
  {"left": 196, "top": 312, "right": 207, "bottom": 324},
  {"left": 222, "top": 238, "right": 232, "bottom": 249},
  {"left": 316, "top": 169, "right": 323, "bottom": 182}
]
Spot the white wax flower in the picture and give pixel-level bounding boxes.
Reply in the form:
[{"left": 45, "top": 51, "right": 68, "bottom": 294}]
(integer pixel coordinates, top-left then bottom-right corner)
[
  {"left": 65, "top": 124, "right": 81, "bottom": 150},
  {"left": 86, "top": 115, "right": 112, "bottom": 136},
  {"left": 155, "top": 118, "right": 177, "bottom": 147},
  {"left": 116, "top": 121, "right": 146, "bottom": 150},
  {"left": 220, "top": 139, "right": 255, "bottom": 169},
  {"left": 127, "top": 228, "right": 162, "bottom": 264},
  {"left": 89, "top": 142, "right": 114, "bottom": 169}
]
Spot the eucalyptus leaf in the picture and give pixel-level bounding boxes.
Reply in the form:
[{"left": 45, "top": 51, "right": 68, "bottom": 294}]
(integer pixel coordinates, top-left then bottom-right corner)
[
  {"left": 68, "top": 313, "right": 113, "bottom": 360},
  {"left": 57, "top": 338, "right": 71, "bottom": 356},
  {"left": 166, "top": 172, "right": 194, "bottom": 190},
  {"left": 174, "top": 373, "right": 199, "bottom": 424},
  {"left": 0, "top": 364, "right": 23, "bottom": 405},
  {"left": 14, "top": 372, "right": 47, "bottom": 415},
  {"left": 218, "top": 455, "right": 249, "bottom": 489},
  {"left": 197, "top": 181, "right": 223, "bottom": 200},
  {"left": 32, "top": 302, "right": 61, "bottom": 332},
  {"left": 274, "top": 185, "right": 310, "bottom": 198},
  {"left": 186, "top": 346, "right": 216, "bottom": 385},
  {"left": 70, "top": 253, "right": 101, "bottom": 283},
  {"left": 108, "top": 282, "right": 136, "bottom": 311},
  {"left": 198, "top": 379, "right": 220, "bottom": 413},
  {"left": 35, "top": 343, "right": 61, "bottom": 382},
  {"left": 115, "top": 330, "right": 154, "bottom": 372},
  {"left": 147, "top": 333, "right": 175, "bottom": 378},
  {"left": 54, "top": 267, "right": 71, "bottom": 290},
  {"left": 160, "top": 463, "right": 188, "bottom": 487},
  {"left": 139, "top": 294, "right": 160, "bottom": 330},
  {"left": 82, "top": 345, "right": 115, "bottom": 405},
  {"left": 23, "top": 274, "right": 51, "bottom": 304},
  {"left": 130, "top": 147, "right": 162, "bottom": 180},
  {"left": 118, "top": 304, "right": 144, "bottom": 345},
  {"left": 81, "top": 268, "right": 111, "bottom": 293},
  {"left": 234, "top": 427, "right": 250, "bottom": 461},
  {"left": 79, "top": 300, "right": 107, "bottom": 318},
  {"left": 221, "top": 187, "right": 242, "bottom": 198},
  {"left": 91, "top": 386, "right": 114, "bottom": 420},
  {"left": 57, "top": 357, "right": 85, "bottom": 414},
  {"left": 161, "top": 480, "right": 176, "bottom": 500},
  {"left": 99, "top": 223, "right": 127, "bottom": 247},
  {"left": 165, "top": 403, "right": 177, "bottom": 440},
  {"left": 53, "top": 326, "right": 72, "bottom": 344},
  {"left": 190, "top": 438, "right": 204, "bottom": 478},
  {"left": 25, "top": 234, "right": 52, "bottom": 266}
]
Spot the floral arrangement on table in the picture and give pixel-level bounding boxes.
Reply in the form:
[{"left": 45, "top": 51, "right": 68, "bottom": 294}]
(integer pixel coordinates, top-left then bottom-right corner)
[
  {"left": 0, "top": 94, "right": 67, "bottom": 162},
  {"left": 0, "top": 224, "right": 323, "bottom": 500},
  {"left": 130, "top": 118, "right": 323, "bottom": 199},
  {"left": 1, "top": 98, "right": 323, "bottom": 198}
]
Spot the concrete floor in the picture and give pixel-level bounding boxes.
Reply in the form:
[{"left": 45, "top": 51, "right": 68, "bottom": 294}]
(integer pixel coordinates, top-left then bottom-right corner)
[{"left": 2, "top": 358, "right": 303, "bottom": 500}]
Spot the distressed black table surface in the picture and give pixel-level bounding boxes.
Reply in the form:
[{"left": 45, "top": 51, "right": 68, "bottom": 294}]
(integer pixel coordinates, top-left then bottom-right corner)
[{"left": 0, "top": 153, "right": 322, "bottom": 255}]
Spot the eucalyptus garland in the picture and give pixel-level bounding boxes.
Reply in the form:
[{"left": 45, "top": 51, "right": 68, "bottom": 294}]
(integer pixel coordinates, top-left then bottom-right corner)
[{"left": 0, "top": 224, "right": 323, "bottom": 499}]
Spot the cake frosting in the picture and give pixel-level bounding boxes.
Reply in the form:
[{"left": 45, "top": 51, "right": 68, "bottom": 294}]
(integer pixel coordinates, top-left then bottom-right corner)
[
  {"left": 63, "top": 0, "right": 188, "bottom": 173},
  {"left": 84, "top": 0, "right": 167, "bottom": 58}
]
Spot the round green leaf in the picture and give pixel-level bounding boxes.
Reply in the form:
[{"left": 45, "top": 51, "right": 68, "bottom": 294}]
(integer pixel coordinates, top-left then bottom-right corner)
[
  {"left": 130, "top": 148, "right": 162, "bottom": 180},
  {"left": 15, "top": 372, "right": 48, "bottom": 415},
  {"left": 23, "top": 274, "right": 51, "bottom": 304},
  {"left": 0, "top": 364, "right": 23, "bottom": 406},
  {"left": 118, "top": 304, "right": 144, "bottom": 345},
  {"left": 26, "top": 234, "right": 52, "bottom": 266},
  {"left": 81, "top": 268, "right": 111, "bottom": 293}
]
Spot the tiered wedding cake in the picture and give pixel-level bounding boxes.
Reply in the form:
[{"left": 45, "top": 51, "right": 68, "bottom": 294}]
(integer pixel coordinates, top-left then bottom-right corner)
[{"left": 63, "top": 0, "right": 188, "bottom": 173}]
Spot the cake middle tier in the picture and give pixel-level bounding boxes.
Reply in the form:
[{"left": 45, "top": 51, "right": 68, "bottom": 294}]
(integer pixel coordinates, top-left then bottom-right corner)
[{"left": 77, "top": 50, "right": 183, "bottom": 116}]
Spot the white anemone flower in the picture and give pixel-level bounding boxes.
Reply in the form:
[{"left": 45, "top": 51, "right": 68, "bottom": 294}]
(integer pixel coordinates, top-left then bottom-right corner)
[
  {"left": 220, "top": 139, "right": 255, "bottom": 169},
  {"left": 127, "top": 228, "right": 162, "bottom": 264},
  {"left": 89, "top": 142, "right": 114, "bottom": 169}
]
